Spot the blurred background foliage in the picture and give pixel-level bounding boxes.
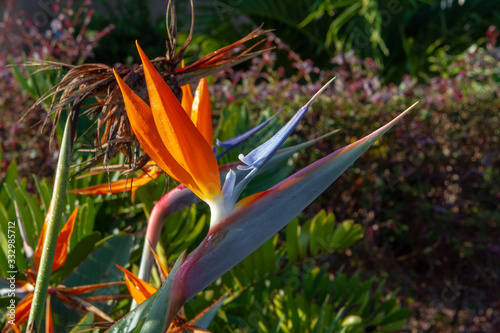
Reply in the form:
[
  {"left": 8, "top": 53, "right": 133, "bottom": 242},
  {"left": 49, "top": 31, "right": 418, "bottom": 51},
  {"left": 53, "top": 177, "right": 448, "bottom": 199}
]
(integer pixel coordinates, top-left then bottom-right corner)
[
  {"left": 89, "top": 0, "right": 500, "bottom": 82},
  {"left": 1, "top": 0, "right": 499, "bottom": 331}
]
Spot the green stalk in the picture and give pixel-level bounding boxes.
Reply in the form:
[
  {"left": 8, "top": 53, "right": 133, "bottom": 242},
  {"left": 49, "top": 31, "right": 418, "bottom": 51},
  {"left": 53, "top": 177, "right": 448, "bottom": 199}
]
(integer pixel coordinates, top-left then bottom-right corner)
[{"left": 27, "top": 116, "right": 72, "bottom": 331}]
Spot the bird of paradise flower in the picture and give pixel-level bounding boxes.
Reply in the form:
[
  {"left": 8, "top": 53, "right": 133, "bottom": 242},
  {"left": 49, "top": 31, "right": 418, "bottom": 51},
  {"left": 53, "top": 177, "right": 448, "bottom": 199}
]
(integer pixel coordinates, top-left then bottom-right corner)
[
  {"left": 67, "top": 69, "right": 328, "bottom": 288},
  {"left": 102, "top": 41, "right": 418, "bottom": 332}
]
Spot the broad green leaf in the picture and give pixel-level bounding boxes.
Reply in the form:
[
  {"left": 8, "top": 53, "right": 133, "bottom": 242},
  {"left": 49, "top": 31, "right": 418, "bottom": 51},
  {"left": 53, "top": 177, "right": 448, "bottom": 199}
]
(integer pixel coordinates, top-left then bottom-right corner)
[
  {"left": 52, "top": 234, "right": 133, "bottom": 329},
  {"left": 63, "top": 234, "right": 133, "bottom": 286},
  {"left": 51, "top": 231, "right": 101, "bottom": 284}
]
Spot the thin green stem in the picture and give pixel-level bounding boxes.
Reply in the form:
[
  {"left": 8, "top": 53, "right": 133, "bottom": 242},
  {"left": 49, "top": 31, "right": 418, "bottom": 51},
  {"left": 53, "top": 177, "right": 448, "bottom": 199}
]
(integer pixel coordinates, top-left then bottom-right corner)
[{"left": 27, "top": 116, "right": 71, "bottom": 331}]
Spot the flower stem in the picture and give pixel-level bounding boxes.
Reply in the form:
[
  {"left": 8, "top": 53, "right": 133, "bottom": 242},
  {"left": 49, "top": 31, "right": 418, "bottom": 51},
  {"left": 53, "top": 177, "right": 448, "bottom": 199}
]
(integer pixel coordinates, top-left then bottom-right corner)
[
  {"left": 27, "top": 116, "right": 71, "bottom": 331},
  {"left": 137, "top": 185, "right": 199, "bottom": 283}
]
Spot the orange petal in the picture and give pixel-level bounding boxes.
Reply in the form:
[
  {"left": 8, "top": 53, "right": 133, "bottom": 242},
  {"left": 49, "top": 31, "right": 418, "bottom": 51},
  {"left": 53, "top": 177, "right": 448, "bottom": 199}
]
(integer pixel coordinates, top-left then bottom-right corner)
[
  {"left": 116, "top": 265, "right": 157, "bottom": 305},
  {"left": 56, "top": 281, "right": 125, "bottom": 295},
  {"left": 34, "top": 207, "right": 78, "bottom": 273},
  {"left": 177, "top": 26, "right": 266, "bottom": 74},
  {"left": 34, "top": 226, "right": 47, "bottom": 273},
  {"left": 33, "top": 201, "right": 54, "bottom": 272},
  {"left": 51, "top": 207, "right": 78, "bottom": 272},
  {"left": 113, "top": 70, "right": 207, "bottom": 200},
  {"left": 9, "top": 324, "right": 21, "bottom": 333},
  {"left": 4, "top": 293, "right": 33, "bottom": 331},
  {"left": 191, "top": 78, "right": 213, "bottom": 146},
  {"left": 137, "top": 43, "right": 221, "bottom": 202},
  {"left": 181, "top": 78, "right": 194, "bottom": 117},
  {"left": 150, "top": 248, "right": 169, "bottom": 278},
  {"left": 46, "top": 295, "right": 54, "bottom": 333},
  {"left": 68, "top": 168, "right": 162, "bottom": 202},
  {"left": 68, "top": 178, "right": 149, "bottom": 195}
]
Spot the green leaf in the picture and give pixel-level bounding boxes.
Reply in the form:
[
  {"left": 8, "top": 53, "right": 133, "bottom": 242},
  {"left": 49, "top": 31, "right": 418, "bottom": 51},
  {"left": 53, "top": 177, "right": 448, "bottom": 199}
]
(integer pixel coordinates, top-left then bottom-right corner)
[
  {"left": 380, "top": 307, "right": 412, "bottom": 325},
  {"left": 64, "top": 233, "right": 133, "bottom": 286},
  {"left": 51, "top": 231, "right": 101, "bottom": 284},
  {"left": 105, "top": 294, "right": 156, "bottom": 332},
  {"left": 182, "top": 213, "right": 206, "bottom": 245},
  {"left": 0, "top": 296, "right": 19, "bottom": 310},
  {"left": 169, "top": 206, "right": 199, "bottom": 248},
  {"left": 341, "top": 315, "right": 362, "bottom": 327},
  {"left": 262, "top": 234, "right": 277, "bottom": 275},
  {"left": 33, "top": 175, "right": 52, "bottom": 213},
  {"left": 140, "top": 253, "right": 185, "bottom": 333},
  {"left": 378, "top": 319, "right": 409, "bottom": 332},
  {"left": 321, "top": 212, "right": 336, "bottom": 251},
  {"left": 70, "top": 198, "right": 97, "bottom": 249},
  {"left": 312, "top": 294, "right": 330, "bottom": 333},
  {"left": 284, "top": 285, "right": 300, "bottom": 330},
  {"left": 0, "top": 161, "right": 18, "bottom": 205},
  {"left": 285, "top": 218, "right": 299, "bottom": 265},
  {"left": 308, "top": 211, "right": 322, "bottom": 258},
  {"left": 240, "top": 251, "right": 256, "bottom": 283},
  {"left": 190, "top": 292, "right": 229, "bottom": 329},
  {"left": 3, "top": 184, "right": 36, "bottom": 267},
  {"left": 8, "top": 56, "right": 31, "bottom": 93},
  {"left": 331, "top": 220, "right": 363, "bottom": 251},
  {"left": 0, "top": 204, "right": 12, "bottom": 274},
  {"left": 325, "top": 307, "right": 345, "bottom": 333},
  {"left": 52, "top": 234, "right": 133, "bottom": 329},
  {"left": 298, "top": 221, "right": 310, "bottom": 260},
  {"left": 15, "top": 180, "right": 44, "bottom": 234},
  {"left": 68, "top": 313, "right": 95, "bottom": 333}
]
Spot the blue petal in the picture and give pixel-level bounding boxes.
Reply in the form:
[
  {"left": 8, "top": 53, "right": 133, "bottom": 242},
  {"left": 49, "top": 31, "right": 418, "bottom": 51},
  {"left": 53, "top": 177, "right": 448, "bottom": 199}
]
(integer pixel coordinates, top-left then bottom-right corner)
[
  {"left": 216, "top": 108, "right": 284, "bottom": 152},
  {"left": 238, "top": 77, "right": 336, "bottom": 171},
  {"left": 228, "top": 78, "right": 336, "bottom": 205},
  {"left": 222, "top": 169, "right": 236, "bottom": 200}
]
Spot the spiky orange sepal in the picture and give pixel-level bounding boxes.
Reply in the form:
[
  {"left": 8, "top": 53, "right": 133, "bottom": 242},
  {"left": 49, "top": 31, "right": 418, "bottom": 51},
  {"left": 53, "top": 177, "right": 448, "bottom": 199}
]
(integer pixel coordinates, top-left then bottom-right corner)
[{"left": 34, "top": 207, "right": 78, "bottom": 273}]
